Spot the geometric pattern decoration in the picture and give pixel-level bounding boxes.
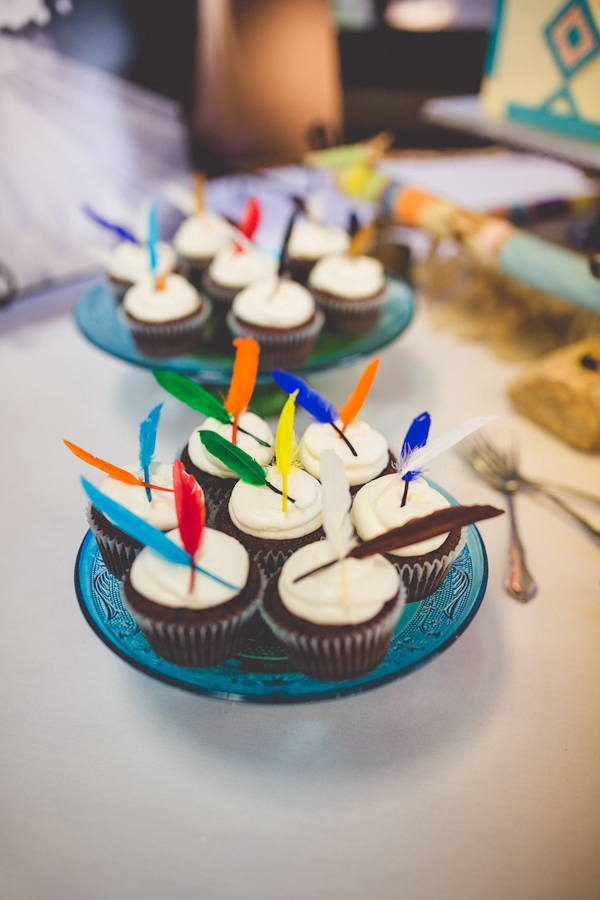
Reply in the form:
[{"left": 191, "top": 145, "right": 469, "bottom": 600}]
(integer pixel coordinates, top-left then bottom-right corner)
[{"left": 545, "top": 0, "right": 600, "bottom": 78}]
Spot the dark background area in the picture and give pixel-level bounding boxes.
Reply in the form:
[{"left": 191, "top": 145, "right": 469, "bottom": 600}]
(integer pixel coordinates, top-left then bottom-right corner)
[{"left": 33, "top": 0, "right": 491, "bottom": 152}]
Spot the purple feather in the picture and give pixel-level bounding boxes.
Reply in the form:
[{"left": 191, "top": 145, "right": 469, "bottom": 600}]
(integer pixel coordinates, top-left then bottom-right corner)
[
  {"left": 139, "top": 403, "right": 163, "bottom": 500},
  {"left": 272, "top": 371, "right": 337, "bottom": 423},
  {"left": 82, "top": 204, "right": 138, "bottom": 244}
]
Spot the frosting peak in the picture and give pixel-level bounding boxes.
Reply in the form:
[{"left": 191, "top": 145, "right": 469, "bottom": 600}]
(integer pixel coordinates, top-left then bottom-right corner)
[{"left": 232, "top": 277, "right": 316, "bottom": 329}]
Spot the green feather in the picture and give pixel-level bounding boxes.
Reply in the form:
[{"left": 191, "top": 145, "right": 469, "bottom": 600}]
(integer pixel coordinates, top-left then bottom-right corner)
[
  {"left": 154, "top": 370, "right": 230, "bottom": 424},
  {"left": 200, "top": 431, "right": 267, "bottom": 485}
]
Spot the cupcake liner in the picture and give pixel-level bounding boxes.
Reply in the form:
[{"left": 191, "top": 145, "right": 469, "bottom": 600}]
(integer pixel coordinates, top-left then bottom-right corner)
[
  {"left": 122, "top": 559, "right": 263, "bottom": 668},
  {"left": 311, "top": 287, "right": 387, "bottom": 336},
  {"left": 87, "top": 503, "right": 143, "bottom": 580},
  {"left": 226, "top": 308, "right": 325, "bottom": 369},
  {"left": 287, "top": 258, "right": 315, "bottom": 285},
  {"left": 215, "top": 502, "right": 325, "bottom": 578},
  {"left": 122, "top": 300, "right": 212, "bottom": 358},
  {"left": 261, "top": 576, "right": 406, "bottom": 681},
  {"left": 386, "top": 528, "right": 467, "bottom": 604},
  {"left": 180, "top": 446, "right": 236, "bottom": 528}
]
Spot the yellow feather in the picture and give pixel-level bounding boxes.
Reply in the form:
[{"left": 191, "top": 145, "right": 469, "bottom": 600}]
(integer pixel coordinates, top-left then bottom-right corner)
[{"left": 275, "top": 390, "right": 299, "bottom": 511}]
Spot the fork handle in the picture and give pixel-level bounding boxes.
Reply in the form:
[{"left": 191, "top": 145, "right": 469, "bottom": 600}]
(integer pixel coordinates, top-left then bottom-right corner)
[
  {"left": 504, "top": 494, "right": 538, "bottom": 603},
  {"left": 528, "top": 486, "right": 600, "bottom": 544}
]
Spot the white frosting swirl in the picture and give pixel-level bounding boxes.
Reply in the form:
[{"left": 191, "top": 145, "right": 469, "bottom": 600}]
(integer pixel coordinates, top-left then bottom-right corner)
[
  {"left": 173, "top": 211, "right": 233, "bottom": 260},
  {"left": 129, "top": 527, "right": 249, "bottom": 609},
  {"left": 104, "top": 241, "right": 176, "bottom": 283},
  {"left": 299, "top": 419, "right": 389, "bottom": 487},
  {"left": 122, "top": 273, "right": 202, "bottom": 323},
  {"left": 207, "top": 245, "right": 276, "bottom": 289},
  {"left": 100, "top": 462, "right": 178, "bottom": 531},
  {"left": 188, "top": 413, "right": 275, "bottom": 478},
  {"left": 309, "top": 254, "right": 385, "bottom": 299},
  {"left": 352, "top": 476, "right": 452, "bottom": 557},
  {"left": 278, "top": 540, "right": 399, "bottom": 625},
  {"left": 288, "top": 219, "right": 350, "bottom": 261},
  {"left": 232, "top": 277, "right": 316, "bottom": 329},
  {"left": 229, "top": 467, "right": 322, "bottom": 540}
]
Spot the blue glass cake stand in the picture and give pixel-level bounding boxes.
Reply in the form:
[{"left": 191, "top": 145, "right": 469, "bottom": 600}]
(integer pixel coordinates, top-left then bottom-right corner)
[
  {"left": 74, "top": 277, "right": 414, "bottom": 386},
  {"left": 74, "top": 486, "right": 488, "bottom": 704}
]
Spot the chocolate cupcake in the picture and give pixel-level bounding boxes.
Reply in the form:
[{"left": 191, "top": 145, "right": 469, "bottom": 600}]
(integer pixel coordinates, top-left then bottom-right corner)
[
  {"left": 215, "top": 466, "right": 324, "bottom": 577},
  {"left": 308, "top": 253, "right": 387, "bottom": 335},
  {"left": 260, "top": 447, "right": 403, "bottom": 680},
  {"left": 86, "top": 462, "right": 178, "bottom": 580},
  {"left": 201, "top": 244, "right": 277, "bottom": 317},
  {"left": 352, "top": 476, "right": 465, "bottom": 603},
  {"left": 173, "top": 210, "right": 233, "bottom": 288},
  {"left": 226, "top": 276, "right": 324, "bottom": 369},
  {"left": 102, "top": 240, "right": 177, "bottom": 301},
  {"left": 182, "top": 412, "right": 275, "bottom": 526},
  {"left": 287, "top": 217, "right": 350, "bottom": 284},
  {"left": 261, "top": 541, "right": 404, "bottom": 681},
  {"left": 122, "top": 527, "right": 262, "bottom": 668},
  {"left": 121, "top": 273, "right": 211, "bottom": 358}
]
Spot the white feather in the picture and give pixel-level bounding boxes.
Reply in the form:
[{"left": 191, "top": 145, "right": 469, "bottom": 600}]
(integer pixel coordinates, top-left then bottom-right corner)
[
  {"left": 398, "top": 415, "right": 498, "bottom": 478},
  {"left": 320, "top": 449, "right": 355, "bottom": 558}
]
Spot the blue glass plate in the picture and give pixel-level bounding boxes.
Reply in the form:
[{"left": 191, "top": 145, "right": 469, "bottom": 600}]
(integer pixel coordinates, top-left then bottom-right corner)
[
  {"left": 74, "top": 278, "right": 414, "bottom": 385},
  {"left": 74, "top": 488, "right": 488, "bottom": 704}
]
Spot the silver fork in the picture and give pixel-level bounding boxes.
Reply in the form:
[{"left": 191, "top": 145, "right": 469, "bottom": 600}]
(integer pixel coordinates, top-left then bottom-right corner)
[
  {"left": 461, "top": 438, "right": 538, "bottom": 602},
  {"left": 463, "top": 437, "right": 600, "bottom": 546}
]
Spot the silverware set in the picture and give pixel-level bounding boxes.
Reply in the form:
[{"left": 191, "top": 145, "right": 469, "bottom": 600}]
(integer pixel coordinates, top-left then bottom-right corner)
[{"left": 461, "top": 436, "right": 600, "bottom": 603}]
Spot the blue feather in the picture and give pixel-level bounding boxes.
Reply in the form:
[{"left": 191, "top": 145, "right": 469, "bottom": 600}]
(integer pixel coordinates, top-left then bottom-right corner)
[
  {"left": 272, "top": 370, "right": 337, "bottom": 423},
  {"left": 400, "top": 412, "right": 431, "bottom": 483},
  {"left": 401, "top": 412, "right": 431, "bottom": 458},
  {"left": 147, "top": 202, "right": 160, "bottom": 275},
  {"left": 82, "top": 478, "right": 240, "bottom": 590},
  {"left": 82, "top": 204, "right": 139, "bottom": 244},
  {"left": 139, "top": 403, "right": 163, "bottom": 501}
]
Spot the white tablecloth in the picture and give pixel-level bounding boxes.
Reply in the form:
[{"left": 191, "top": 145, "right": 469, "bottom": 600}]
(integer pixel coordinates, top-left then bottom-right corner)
[{"left": 1, "top": 271, "right": 598, "bottom": 900}]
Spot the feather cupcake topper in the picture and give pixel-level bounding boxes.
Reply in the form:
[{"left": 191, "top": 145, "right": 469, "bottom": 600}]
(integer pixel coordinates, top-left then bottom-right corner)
[
  {"left": 235, "top": 197, "right": 261, "bottom": 250},
  {"left": 199, "top": 432, "right": 295, "bottom": 503},
  {"left": 348, "top": 220, "right": 377, "bottom": 257},
  {"left": 147, "top": 202, "right": 160, "bottom": 279},
  {"left": 173, "top": 459, "right": 206, "bottom": 591},
  {"left": 339, "top": 358, "right": 380, "bottom": 433},
  {"left": 294, "top": 504, "right": 503, "bottom": 582},
  {"left": 223, "top": 337, "right": 260, "bottom": 445},
  {"left": 277, "top": 209, "right": 298, "bottom": 278},
  {"left": 82, "top": 205, "right": 138, "bottom": 244},
  {"left": 153, "top": 370, "right": 270, "bottom": 447},
  {"left": 64, "top": 441, "right": 173, "bottom": 493},
  {"left": 394, "top": 414, "right": 497, "bottom": 506},
  {"left": 275, "top": 391, "right": 300, "bottom": 512},
  {"left": 139, "top": 403, "right": 163, "bottom": 501},
  {"left": 81, "top": 477, "right": 237, "bottom": 590},
  {"left": 272, "top": 361, "right": 382, "bottom": 456},
  {"left": 320, "top": 448, "right": 355, "bottom": 560}
]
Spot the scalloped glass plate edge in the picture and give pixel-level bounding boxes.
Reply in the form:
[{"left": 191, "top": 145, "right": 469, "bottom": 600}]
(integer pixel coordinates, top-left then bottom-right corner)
[
  {"left": 74, "top": 488, "right": 488, "bottom": 704},
  {"left": 73, "top": 278, "right": 414, "bottom": 384}
]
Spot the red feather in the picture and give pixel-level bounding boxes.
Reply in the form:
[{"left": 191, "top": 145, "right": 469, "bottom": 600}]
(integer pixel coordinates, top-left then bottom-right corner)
[
  {"left": 173, "top": 460, "right": 206, "bottom": 590},
  {"left": 234, "top": 197, "right": 261, "bottom": 252}
]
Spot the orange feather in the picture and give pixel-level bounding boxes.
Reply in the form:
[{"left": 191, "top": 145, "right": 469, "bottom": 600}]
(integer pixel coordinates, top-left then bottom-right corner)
[
  {"left": 339, "top": 358, "right": 380, "bottom": 432},
  {"left": 64, "top": 440, "right": 174, "bottom": 492},
  {"left": 224, "top": 337, "right": 260, "bottom": 444},
  {"left": 348, "top": 220, "right": 377, "bottom": 257}
]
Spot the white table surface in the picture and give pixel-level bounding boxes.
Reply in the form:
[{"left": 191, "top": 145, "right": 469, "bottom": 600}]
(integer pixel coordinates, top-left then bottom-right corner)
[{"left": 1, "top": 273, "right": 599, "bottom": 900}]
